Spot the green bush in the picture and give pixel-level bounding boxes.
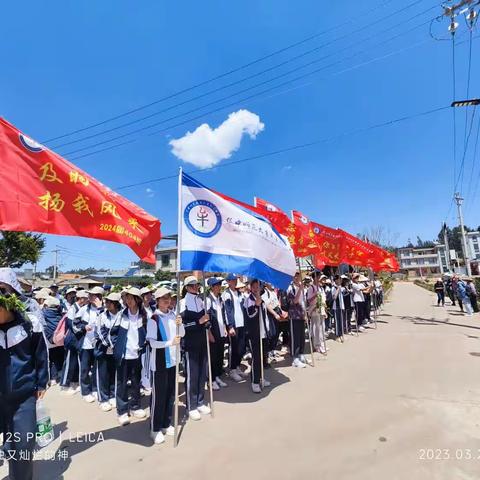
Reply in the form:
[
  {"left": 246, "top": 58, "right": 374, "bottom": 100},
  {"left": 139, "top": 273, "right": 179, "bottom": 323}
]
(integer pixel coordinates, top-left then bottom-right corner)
[{"left": 414, "top": 279, "right": 434, "bottom": 292}]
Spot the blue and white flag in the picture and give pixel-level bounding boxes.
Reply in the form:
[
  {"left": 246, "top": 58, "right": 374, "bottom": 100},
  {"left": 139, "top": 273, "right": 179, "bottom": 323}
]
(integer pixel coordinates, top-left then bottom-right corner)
[{"left": 178, "top": 171, "right": 296, "bottom": 289}]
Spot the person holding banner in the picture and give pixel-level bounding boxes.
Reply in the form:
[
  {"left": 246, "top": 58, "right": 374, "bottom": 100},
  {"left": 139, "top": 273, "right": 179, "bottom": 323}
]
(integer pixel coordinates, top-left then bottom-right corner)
[
  {"left": 331, "top": 275, "right": 345, "bottom": 341},
  {"left": 245, "top": 279, "right": 271, "bottom": 393},
  {"left": 147, "top": 287, "right": 185, "bottom": 444},
  {"left": 180, "top": 276, "right": 211, "bottom": 421},
  {"left": 205, "top": 277, "right": 229, "bottom": 390},
  {"left": 111, "top": 287, "right": 148, "bottom": 426},
  {"left": 306, "top": 272, "right": 327, "bottom": 354},
  {"left": 287, "top": 273, "right": 308, "bottom": 368},
  {"left": 222, "top": 274, "right": 247, "bottom": 383}
]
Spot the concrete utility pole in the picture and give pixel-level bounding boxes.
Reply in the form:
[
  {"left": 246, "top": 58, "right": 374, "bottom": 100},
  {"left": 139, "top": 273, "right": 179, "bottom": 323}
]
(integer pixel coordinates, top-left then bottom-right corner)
[
  {"left": 53, "top": 248, "right": 59, "bottom": 281},
  {"left": 454, "top": 193, "right": 471, "bottom": 276},
  {"left": 442, "top": 222, "right": 452, "bottom": 272}
]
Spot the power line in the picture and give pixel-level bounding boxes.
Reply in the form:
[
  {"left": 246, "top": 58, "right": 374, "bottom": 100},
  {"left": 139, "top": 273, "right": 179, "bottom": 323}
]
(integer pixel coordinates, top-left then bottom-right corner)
[
  {"left": 40, "top": 0, "right": 406, "bottom": 144},
  {"left": 52, "top": 1, "right": 437, "bottom": 151},
  {"left": 113, "top": 105, "right": 449, "bottom": 191},
  {"left": 67, "top": 15, "right": 437, "bottom": 160}
]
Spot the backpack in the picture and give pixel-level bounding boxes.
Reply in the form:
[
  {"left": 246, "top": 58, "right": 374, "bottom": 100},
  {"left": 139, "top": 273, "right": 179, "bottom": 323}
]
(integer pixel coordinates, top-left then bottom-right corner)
[
  {"left": 278, "top": 289, "right": 290, "bottom": 311},
  {"left": 52, "top": 314, "right": 68, "bottom": 346}
]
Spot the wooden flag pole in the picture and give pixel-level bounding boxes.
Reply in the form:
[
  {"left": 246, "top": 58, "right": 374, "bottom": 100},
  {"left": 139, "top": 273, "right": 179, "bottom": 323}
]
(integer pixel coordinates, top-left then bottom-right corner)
[
  {"left": 202, "top": 274, "right": 215, "bottom": 418},
  {"left": 296, "top": 258, "right": 315, "bottom": 367}
]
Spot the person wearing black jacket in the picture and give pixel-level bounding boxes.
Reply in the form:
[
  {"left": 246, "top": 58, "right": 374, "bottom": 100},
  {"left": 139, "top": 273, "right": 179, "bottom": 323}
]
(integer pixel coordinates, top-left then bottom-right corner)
[
  {"left": 0, "top": 292, "right": 49, "bottom": 480},
  {"left": 245, "top": 279, "right": 271, "bottom": 393},
  {"left": 206, "top": 277, "right": 229, "bottom": 390},
  {"left": 434, "top": 278, "right": 445, "bottom": 307},
  {"left": 222, "top": 274, "right": 247, "bottom": 383},
  {"left": 180, "top": 276, "right": 211, "bottom": 421},
  {"left": 42, "top": 296, "right": 65, "bottom": 384}
]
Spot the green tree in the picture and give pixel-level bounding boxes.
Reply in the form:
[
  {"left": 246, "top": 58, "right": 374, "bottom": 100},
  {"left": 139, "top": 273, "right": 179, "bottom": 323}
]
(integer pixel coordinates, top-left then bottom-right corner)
[
  {"left": 0, "top": 231, "right": 45, "bottom": 268},
  {"left": 155, "top": 270, "right": 174, "bottom": 282},
  {"left": 416, "top": 236, "right": 435, "bottom": 248},
  {"left": 437, "top": 225, "right": 471, "bottom": 259}
]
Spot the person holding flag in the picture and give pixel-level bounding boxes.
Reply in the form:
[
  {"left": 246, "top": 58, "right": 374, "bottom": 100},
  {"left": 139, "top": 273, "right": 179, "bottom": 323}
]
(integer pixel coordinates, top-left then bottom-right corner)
[
  {"left": 287, "top": 272, "right": 308, "bottom": 368},
  {"left": 180, "top": 276, "right": 211, "bottom": 421},
  {"left": 222, "top": 274, "right": 247, "bottom": 383},
  {"left": 205, "top": 277, "right": 229, "bottom": 391},
  {"left": 245, "top": 279, "right": 271, "bottom": 393},
  {"left": 331, "top": 275, "right": 345, "bottom": 341},
  {"left": 306, "top": 272, "right": 327, "bottom": 354}
]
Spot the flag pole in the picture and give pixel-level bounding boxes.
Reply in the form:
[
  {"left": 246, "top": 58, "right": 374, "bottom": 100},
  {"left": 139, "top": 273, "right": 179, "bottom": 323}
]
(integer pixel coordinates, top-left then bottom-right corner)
[
  {"left": 173, "top": 168, "right": 183, "bottom": 448},
  {"left": 202, "top": 274, "right": 215, "bottom": 418},
  {"left": 368, "top": 267, "right": 378, "bottom": 330},
  {"left": 257, "top": 283, "right": 265, "bottom": 387},
  {"left": 296, "top": 258, "right": 315, "bottom": 367}
]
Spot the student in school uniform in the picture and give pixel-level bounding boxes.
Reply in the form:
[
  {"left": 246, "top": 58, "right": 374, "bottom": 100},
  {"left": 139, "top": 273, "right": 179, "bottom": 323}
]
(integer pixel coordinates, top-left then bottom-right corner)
[
  {"left": 0, "top": 288, "right": 49, "bottom": 480},
  {"left": 111, "top": 287, "right": 148, "bottom": 425},
  {"left": 287, "top": 272, "right": 308, "bottom": 368},
  {"left": 140, "top": 286, "right": 155, "bottom": 393},
  {"left": 262, "top": 283, "right": 283, "bottom": 364},
  {"left": 351, "top": 274, "right": 373, "bottom": 331},
  {"left": 306, "top": 272, "right": 327, "bottom": 354},
  {"left": 331, "top": 275, "right": 345, "bottom": 341},
  {"left": 42, "top": 296, "right": 65, "bottom": 385},
  {"left": 75, "top": 286, "right": 105, "bottom": 403},
  {"left": 222, "top": 274, "right": 246, "bottom": 383},
  {"left": 61, "top": 290, "right": 89, "bottom": 394},
  {"left": 244, "top": 279, "right": 271, "bottom": 393},
  {"left": 147, "top": 287, "right": 185, "bottom": 444},
  {"left": 341, "top": 276, "right": 355, "bottom": 335},
  {"left": 95, "top": 292, "right": 122, "bottom": 412},
  {"left": 180, "top": 276, "right": 211, "bottom": 421},
  {"left": 205, "top": 277, "right": 229, "bottom": 390},
  {"left": 64, "top": 288, "right": 77, "bottom": 312}
]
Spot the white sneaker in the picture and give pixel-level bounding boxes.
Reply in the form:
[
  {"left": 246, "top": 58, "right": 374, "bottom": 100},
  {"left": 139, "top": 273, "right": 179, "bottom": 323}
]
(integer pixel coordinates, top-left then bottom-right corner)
[
  {"left": 229, "top": 370, "right": 243, "bottom": 382},
  {"left": 73, "top": 384, "right": 81, "bottom": 393},
  {"left": 165, "top": 425, "right": 175, "bottom": 437},
  {"left": 211, "top": 381, "right": 220, "bottom": 391},
  {"left": 251, "top": 383, "right": 261, "bottom": 393},
  {"left": 216, "top": 377, "right": 228, "bottom": 387},
  {"left": 92, "top": 392, "right": 98, "bottom": 400},
  {"left": 261, "top": 378, "right": 271, "bottom": 387},
  {"left": 292, "top": 358, "right": 307, "bottom": 369},
  {"left": 109, "top": 398, "right": 116, "bottom": 407},
  {"left": 189, "top": 409, "right": 201, "bottom": 421},
  {"left": 151, "top": 431, "right": 165, "bottom": 444},
  {"left": 50, "top": 379, "right": 57, "bottom": 386},
  {"left": 132, "top": 409, "right": 146, "bottom": 419},
  {"left": 100, "top": 402, "right": 112, "bottom": 412},
  {"left": 118, "top": 414, "right": 130, "bottom": 426},
  {"left": 83, "top": 394, "right": 95, "bottom": 403},
  {"left": 358, "top": 326, "right": 365, "bottom": 332},
  {"left": 198, "top": 405, "right": 211, "bottom": 415}
]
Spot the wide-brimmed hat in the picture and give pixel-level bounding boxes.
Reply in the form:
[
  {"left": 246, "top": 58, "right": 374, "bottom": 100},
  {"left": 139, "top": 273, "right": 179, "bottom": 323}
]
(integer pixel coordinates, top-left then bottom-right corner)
[
  {"left": 88, "top": 286, "right": 105, "bottom": 296},
  {"left": 207, "top": 277, "right": 222, "bottom": 287},
  {"left": 105, "top": 292, "right": 121, "bottom": 302},
  {"left": 0, "top": 268, "right": 23, "bottom": 294},
  {"left": 226, "top": 273, "right": 237, "bottom": 281},
  {"left": 34, "top": 289, "right": 51, "bottom": 300},
  {"left": 44, "top": 296, "right": 60, "bottom": 308},
  {"left": 358, "top": 275, "right": 369, "bottom": 282},
  {"left": 76, "top": 290, "right": 89, "bottom": 299},
  {"left": 154, "top": 286, "right": 172, "bottom": 299},
  {"left": 236, "top": 279, "right": 246, "bottom": 289},
  {"left": 65, "top": 287, "right": 77, "bottom": 295},
  {"left": 124, "top": 287, "right": 142, "bottom": 298},
  {"left": 140, "top": 286, "right": 153, "bottom": 295},
  {"left": 184, "top": 276, "right": 199, "bottom": 286}
]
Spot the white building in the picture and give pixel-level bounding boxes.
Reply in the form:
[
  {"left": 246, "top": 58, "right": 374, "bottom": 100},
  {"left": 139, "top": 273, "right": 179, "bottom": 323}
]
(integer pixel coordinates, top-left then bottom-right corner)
[
  {"left": 397, "top": 244, "right": 449, "bottom": 277},
  {"left": 155, "top": 246, "right": 177, "bottom": 273},
  {"left": 466, "top": 231, "right": 480, "bottom": 275}
]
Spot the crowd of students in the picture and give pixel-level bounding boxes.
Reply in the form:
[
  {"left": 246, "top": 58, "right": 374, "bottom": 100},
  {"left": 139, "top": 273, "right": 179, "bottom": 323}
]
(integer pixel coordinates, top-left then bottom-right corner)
[
  {"left": 0, "top": 266, "right": 385, "bottom": 479},
  {"left": 434, "top": 274, "right": 479, "bottom": 315}
]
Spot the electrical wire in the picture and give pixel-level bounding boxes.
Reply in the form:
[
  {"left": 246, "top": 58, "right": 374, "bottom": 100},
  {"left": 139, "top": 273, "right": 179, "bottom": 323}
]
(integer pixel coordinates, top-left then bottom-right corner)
[
  {"left": 40, "top": 0, "right": 417, "bottom": 144},
  {"left": 66, "top": 16, "right": 437, "bottom": 160},
  {"left": 111, "top": 105, "right": 449, "bottom": 190}
]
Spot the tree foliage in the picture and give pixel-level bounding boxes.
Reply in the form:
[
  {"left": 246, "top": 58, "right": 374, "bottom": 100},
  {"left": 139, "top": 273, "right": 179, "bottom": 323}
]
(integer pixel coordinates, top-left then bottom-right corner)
[
  {"left": 437, "top": 225, "right": 472, "bottom": 259},
  {"left": 0, "top": 231, "right": 45, "bottom": 268}
]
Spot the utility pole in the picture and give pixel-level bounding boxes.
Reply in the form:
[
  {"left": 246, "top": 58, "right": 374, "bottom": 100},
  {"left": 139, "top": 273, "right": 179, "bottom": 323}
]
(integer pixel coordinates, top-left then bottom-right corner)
[
  {"left": 454, "top": 193, "right": 471, "bottom": 276},
  {"left": 442, "top": 222, "right": 452, "bottom": 272},
  {"left": 53, "top": 248, "right": 59, "bottom": 281}
]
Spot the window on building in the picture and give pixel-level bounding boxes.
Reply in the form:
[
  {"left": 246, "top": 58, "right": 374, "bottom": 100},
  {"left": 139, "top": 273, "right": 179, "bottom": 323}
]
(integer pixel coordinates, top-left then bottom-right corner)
[{"left": 161, "top": 254, "right": 170, "bottom": 267}]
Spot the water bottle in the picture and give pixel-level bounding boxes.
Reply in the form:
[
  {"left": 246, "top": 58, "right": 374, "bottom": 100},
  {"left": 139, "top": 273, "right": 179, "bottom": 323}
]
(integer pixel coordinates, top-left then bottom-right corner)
[{"left": 36, "top": 400, "right": 54, "bottom": 447}]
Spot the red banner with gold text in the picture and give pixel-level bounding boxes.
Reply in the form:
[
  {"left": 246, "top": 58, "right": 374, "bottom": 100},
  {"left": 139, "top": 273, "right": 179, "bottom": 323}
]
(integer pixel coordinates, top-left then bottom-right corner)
[{"left": 0, "top": 118, "right": 161, "bottom": 263}]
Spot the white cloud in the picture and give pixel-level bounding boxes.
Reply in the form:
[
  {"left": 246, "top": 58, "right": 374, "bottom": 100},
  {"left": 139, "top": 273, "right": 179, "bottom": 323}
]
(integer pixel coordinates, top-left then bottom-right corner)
[
  {"left": 146, "top": 187, "right": 155, "bottom": 198},
  {"left": 169, "top": 109, "right": 265, "bottom": 168},
  {"left": 282, "top": 165, "right": 292, "bottom": 172}
]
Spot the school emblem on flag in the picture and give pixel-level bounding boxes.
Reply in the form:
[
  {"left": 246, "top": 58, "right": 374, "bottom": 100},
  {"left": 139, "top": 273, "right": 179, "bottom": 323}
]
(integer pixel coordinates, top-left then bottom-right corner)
[{"left": 184, "top": 199, "right": 222, "bottom": 238}]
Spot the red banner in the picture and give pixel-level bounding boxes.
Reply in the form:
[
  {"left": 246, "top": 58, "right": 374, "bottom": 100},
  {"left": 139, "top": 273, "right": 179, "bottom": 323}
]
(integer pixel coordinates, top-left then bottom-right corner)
[
  {"left": 338, "top": 229, "right": 379, "bottom": 267},
  {"left": 0, "top": 118, "right": 161, "bottom": 263},
  {"left": 290, "top": 210, "right": 318, "bottom": 257},
  {"left": 254, "top": 197, "right": 292, "bottom": 236},
  {"left": 311, "top": 222, "right": 343, "bottom": 266}
]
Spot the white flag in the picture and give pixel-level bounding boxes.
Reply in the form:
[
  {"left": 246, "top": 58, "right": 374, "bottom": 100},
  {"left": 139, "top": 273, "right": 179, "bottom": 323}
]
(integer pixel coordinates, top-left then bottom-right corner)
[{"left": 178, "top": 171, "right": 296, "bottom": 289}]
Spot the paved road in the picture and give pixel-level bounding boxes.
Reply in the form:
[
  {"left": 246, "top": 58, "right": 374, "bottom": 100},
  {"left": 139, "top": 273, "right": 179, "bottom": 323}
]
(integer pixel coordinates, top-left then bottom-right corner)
[{"left": 3, "top": 282, "right": 480, "bottom": 480}]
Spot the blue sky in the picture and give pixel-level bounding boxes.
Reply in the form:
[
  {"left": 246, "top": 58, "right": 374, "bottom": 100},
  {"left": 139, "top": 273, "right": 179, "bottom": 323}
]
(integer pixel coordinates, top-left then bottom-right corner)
[{"left": 2, "top": 0, "right": 479, "bottom": 271}]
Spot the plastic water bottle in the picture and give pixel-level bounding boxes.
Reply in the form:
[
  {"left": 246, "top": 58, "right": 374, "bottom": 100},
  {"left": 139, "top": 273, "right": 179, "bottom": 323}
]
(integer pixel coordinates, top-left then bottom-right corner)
[{"left": 36, "top": 400, "right": 54, "bottom": 447}]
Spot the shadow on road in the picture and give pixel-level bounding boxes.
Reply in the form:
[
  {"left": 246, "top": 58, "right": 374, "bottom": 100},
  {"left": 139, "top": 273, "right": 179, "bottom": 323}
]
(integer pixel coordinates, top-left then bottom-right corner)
[{"left": 400, "top": 316, "right": 480, "bottom": 330}]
